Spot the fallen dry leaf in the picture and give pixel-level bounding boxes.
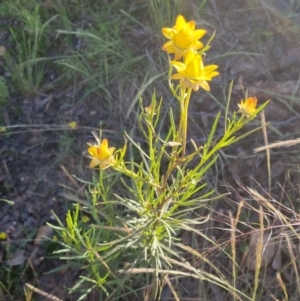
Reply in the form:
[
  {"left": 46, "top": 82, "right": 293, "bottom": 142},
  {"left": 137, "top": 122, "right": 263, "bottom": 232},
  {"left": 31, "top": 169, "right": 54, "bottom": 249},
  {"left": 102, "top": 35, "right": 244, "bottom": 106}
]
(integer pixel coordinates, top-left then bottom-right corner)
[
  {"left": 6, "top": 249, "right": 26, "bottom": 267},
  {"left": 34, "top": 225, "right": 54, "bottom": 246},
  {"left": 0, "top": 46, "right": 5, "bottom": 56},
  {"left": 246, "top": 231, "right": 275, "bottom": 270}
]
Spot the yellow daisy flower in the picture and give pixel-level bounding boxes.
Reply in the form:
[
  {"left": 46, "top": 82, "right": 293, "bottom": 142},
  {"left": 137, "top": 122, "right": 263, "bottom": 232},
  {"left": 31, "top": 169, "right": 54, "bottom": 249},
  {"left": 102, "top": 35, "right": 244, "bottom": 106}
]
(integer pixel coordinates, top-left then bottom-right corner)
[
  {"left": 238, "top": 97, "right": 258, "bottom": 117},
  {"left": 87, "top": 132, "right": 115, "bottom": 169},
  {"left": 162, "top": 15, "right": 206, "bottom": 60},
  {"left": 68, "top": 121, "right": 77, "bottom": 129},
  {"left": 0, "top": 232, "right": 7, "bottom": 240},
  {"left": 81, "top": 215, "right": 90, "bottom": 224},
  {"left": 171, "top": 50, "right": 219, "bottom": 91}
]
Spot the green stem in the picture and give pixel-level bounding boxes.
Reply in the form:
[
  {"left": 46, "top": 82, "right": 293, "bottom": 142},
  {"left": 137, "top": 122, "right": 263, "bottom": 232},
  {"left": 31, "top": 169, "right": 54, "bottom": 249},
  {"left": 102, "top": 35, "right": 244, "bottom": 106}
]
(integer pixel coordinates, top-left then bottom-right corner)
[
  {"left": 177, "top": 92, "right": 185, "bottom": 143},
  {"left": 192, "top": 121, "right": 243, "bottom": 175},
  {"left": 181, "top": 88, "right": 192, "bottom": 156},
  {"left": 112, "top": 164, "right": 139, "bottom": 180}
]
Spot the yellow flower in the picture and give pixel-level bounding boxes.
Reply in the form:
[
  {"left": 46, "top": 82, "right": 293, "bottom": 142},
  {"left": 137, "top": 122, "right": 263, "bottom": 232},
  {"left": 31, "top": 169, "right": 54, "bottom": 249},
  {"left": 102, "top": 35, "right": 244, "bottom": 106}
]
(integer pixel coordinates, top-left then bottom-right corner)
[
  {"left": 171, "top": 50, "right": 219, "bottom": 91},
  {"left": 145, "top": 103, "right": 156, "bottom": 115},
  {"left": 238, "top": 97, "right": 258, "bottom": 117},
  {"left": 162, "top": 15, "right": 206, "bottom": 60},
  {"left": 68, "top": 121, "right": 77, "bottom": 129},
  {"left": 0, "top": 232, "right": 7, "bottom": 240},
  {"left": 81, "top": 215, "right": 90, "bottom": 224},
  {"left": 87, "top": 132, "right": 115, "bottom": 169}
]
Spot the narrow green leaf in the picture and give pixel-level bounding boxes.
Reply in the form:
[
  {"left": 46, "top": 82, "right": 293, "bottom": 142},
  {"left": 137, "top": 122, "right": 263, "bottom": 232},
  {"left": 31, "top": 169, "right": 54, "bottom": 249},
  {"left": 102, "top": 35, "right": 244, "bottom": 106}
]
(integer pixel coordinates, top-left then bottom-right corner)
[{"left": 203, "top": 111, "right": 221, "bottom": 157}]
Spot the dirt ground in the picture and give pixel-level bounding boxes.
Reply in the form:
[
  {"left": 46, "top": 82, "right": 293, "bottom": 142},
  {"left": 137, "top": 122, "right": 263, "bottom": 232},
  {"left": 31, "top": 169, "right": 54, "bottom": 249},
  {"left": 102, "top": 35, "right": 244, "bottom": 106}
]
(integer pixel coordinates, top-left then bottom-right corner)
[{"left": 1, "top": 0, "right": 300, "bottom": 300}]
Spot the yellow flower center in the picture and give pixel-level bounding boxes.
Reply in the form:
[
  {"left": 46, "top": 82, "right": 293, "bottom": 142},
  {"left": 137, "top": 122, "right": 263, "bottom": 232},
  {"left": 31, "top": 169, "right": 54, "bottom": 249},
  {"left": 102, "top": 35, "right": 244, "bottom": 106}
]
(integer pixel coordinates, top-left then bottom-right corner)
[
  {"left": 238, "top": 97, "right": 258, "bottom": 117},
  {"left": 94, "top": 146, "right": 111, "bottom": 161},
  {"left": 173, "top": 28, "right": 193, "bottom": 50}
]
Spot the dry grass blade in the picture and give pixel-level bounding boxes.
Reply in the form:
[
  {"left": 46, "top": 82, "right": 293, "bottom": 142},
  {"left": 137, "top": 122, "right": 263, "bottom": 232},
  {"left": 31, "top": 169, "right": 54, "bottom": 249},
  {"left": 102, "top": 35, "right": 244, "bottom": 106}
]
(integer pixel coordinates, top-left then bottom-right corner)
[
  {"left": 25, "top": 283, "right": 63, "bottom": 301},
  {"left": 260, "top": 111, "right": 271, "bottom": 192},
  {"left": 235, "top": 199, "right": 244, "bottom": 228},
  {"left": 283, "top": 232, "right": 300, "bottom": 298},
  {"left": 93, "top": 224, "right": 133, "bottom": 234},
  {"left": 251, "top": 206, "right": 264, "bottom": 300},
  {"left": 162, "top": 275, "right": 180, "bottom": 301},
  {"left": 92, "top": 248, "right": 116, "bottom": 278},
  {"left": 174, "top": 244, "right": 247, "bottom": 301},
  {"left": 60, "top": 164, "right": 81, "bottom": 190},
  {"left": 253, "top": 138, "right": 300, "bottom": 153},
  {"left": 250, "top": 188, "right": 300, "bottom": 238},
  {"left": 118, "top": 268, "right": 194, "bottom": 277},
  {"left": 229, "top": 210, "right": 237, "bottom": 301},
  {"left": 276, "top": 272, "right": 288, "bottom": 301}
]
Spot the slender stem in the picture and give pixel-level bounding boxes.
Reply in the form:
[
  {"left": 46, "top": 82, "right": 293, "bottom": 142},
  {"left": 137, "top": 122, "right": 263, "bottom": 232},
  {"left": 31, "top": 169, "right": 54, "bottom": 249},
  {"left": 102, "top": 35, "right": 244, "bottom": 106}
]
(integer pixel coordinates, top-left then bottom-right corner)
[
  {"left": 181, "top": 88, "right": 192, "bottom": 156},
  {"left": 177, "top": 91, "right": 185, "bottom": 143},
  {"left": 147, "top": 116, "right": 154, "bottom": 172},
  {"left": 192, "top": 121, "right": 244, "bottom": 175},
  {"left": 112, "top": 164, "right": 139, "bottom": 180}
]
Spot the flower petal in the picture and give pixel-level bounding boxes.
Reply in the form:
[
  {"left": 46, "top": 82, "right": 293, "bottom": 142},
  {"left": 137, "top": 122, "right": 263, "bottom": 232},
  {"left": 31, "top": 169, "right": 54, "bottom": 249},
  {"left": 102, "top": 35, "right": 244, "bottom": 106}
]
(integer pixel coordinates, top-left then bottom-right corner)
[
  {"left": 187, "top": 20, "right": 195, "bottom": 31},
  {"left": 193, "top": 29, "right": 206, "bottom": 40},
  {"left": 162, "top": 28, "right": 175, "bottom": 39},
  {"left": 100, "top": 139, "right": 108, "bottom": 148},
  {"left": 184, "top": 50, "right": 196, "bottom": 65},
  {"left": 175, "top": 15, "right": 186, "bottom": 30},
  {"left": 162, "top": 41, "right": 175, "bottom": 53},
  {"left": 171, "top": 73, "right": 184, "bottom": 80},
  {"left": 108, "top": 147, "right": 116, "bottom": 156},
  {"left": 89, "top": 157, "right": 100, "bottom": 168},
  {"left": 171, "top": 61, "right": 185, "bottom": 71},
  {"left": 88, "top": 147, "right": 97, "bottom": 157},
  {"left": 199, "top": 81, "right": 210, "bottom": 91},
  {"left": 204, "top": 65, "right": 219, "bottom": 73},
  {"left": 193, "top": 40, "right": 204, "bottom": 50}
]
